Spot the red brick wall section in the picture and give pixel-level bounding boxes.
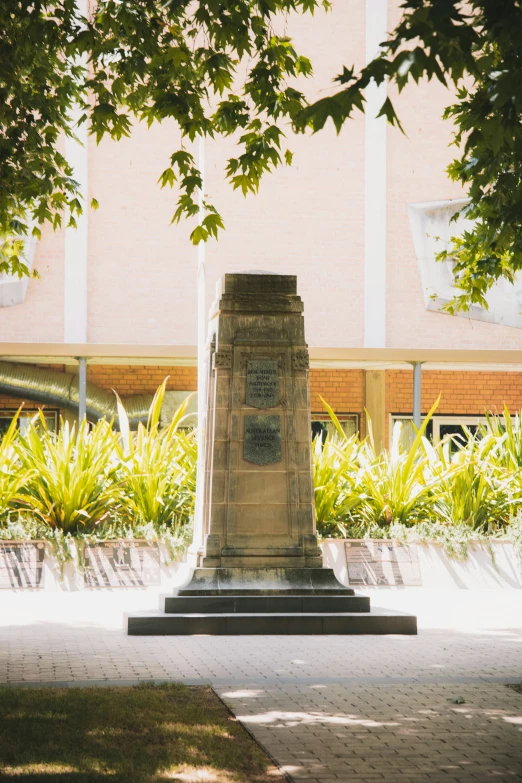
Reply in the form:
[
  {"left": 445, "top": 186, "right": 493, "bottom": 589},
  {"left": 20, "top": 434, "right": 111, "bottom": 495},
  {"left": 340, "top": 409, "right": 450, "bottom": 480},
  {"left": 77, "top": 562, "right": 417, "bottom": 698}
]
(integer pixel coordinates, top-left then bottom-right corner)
[
  {"left": 87, "top": 365, "right": 198, "bottom": 395},
  {"left": 5, "top": 366, "right": 522, "bottom": 441},
  {"left": 0, "top": 396, "right": 49, "bottom": 411},
  {"left": 309, "top": 370, "right": 365, "bottom": 413},
  {"left": 387, "top": 370, "right": 522, "bottom": 415}
]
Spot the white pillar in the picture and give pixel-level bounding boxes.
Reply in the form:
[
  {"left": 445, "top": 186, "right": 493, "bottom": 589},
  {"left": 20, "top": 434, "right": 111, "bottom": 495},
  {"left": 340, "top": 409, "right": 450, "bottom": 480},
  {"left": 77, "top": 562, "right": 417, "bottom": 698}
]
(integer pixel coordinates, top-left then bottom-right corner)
[
  {"left": 412, "top": 362, "right": 422, "bottom": 428},
  {"left": 364, "top": 0, "right": 388, "bottom": 348},
  {"left": 192, "top": 135, "right": 207, "bottom": 561},
  {"left": 64, "top": 0, "right": 88, "bottom": 343},
  {"left": 78, "top": 357, "right": 87, "bottom": 423}
]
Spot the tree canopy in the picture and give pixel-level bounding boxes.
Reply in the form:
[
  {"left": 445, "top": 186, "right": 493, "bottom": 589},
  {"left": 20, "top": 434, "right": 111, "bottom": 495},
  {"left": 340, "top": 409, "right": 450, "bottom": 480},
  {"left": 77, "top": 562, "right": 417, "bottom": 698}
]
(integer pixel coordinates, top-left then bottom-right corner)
[
  {"left": 0, "top": 0, "right": 326, "bottom": 277},
  {"left": 1, "top": 0, "right": 522, "bottom": 314},
  {"left": 299, "top": 0, "right": 522, "bottom": 314}
]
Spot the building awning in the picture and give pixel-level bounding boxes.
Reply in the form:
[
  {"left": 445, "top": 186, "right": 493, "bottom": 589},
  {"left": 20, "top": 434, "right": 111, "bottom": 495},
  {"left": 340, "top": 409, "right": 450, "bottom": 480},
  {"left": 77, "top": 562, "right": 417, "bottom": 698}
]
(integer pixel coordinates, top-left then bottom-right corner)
[{"left": 0, "top": 343, "right": 522, "bottom": 371}]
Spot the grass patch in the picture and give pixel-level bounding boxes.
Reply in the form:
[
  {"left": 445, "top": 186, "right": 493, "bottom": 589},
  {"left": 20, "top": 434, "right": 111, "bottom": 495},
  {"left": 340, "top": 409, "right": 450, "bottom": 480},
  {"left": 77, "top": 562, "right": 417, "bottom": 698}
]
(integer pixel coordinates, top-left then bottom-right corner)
[
  {"left": 0, "top": 683, "right": 281, "bottom": 782},
  {"left": 507, "top": 683, "right": 522, "bottom": 695}
]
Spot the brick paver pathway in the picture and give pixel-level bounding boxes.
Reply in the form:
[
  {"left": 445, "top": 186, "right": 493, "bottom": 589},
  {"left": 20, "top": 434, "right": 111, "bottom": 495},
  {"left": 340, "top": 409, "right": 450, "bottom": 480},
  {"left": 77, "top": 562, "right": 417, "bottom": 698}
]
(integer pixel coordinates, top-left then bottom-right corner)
[{"left": 1, "top": 587, "right": 521, "bottom": 781}]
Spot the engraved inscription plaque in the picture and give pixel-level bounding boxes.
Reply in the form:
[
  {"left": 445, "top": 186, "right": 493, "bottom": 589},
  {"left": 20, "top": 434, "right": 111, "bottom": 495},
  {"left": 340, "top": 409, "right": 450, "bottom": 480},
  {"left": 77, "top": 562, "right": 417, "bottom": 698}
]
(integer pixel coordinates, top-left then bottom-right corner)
[
  {"left": 0, "top": 541, "right": 44, "bottom": 589},
  {"left": 344, "top": 540, "right": 422, "bottom": 586},
  {"left": 83, "top": 541, "right": 161, "bottom": 588},
  {"left": 243, "top": 415, "right": 282, "bottom": 465},
  {"left": 246, "top": 360, "right": 279, "bottom": 409}
]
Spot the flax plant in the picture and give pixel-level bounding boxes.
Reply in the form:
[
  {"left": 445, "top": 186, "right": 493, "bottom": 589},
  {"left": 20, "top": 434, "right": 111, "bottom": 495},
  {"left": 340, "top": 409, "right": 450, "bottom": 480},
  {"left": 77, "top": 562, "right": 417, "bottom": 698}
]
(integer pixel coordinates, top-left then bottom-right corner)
[
  {"left": 116, "top": 381, "right": 197, "bottom": 530},
  {"left": 16, "top": 414, "right": 122, "bottom": 533},
  {"left": 484, "top": 407, "right": 522, "bottom": 476},
  {"left": 424, "top": 430, "right": 515, "bottom": 533},
  {"left": 351, "top": 401, "right": 445, "bottom": 528},
  {"left": 313, "top": 398, "right": 446, "bottom": 531},
  {"left": 312, "top": 433, "right": 365, "bottom": 536},
  {"left": 0, "top": 409, "right": 32, "bottom": 520}
]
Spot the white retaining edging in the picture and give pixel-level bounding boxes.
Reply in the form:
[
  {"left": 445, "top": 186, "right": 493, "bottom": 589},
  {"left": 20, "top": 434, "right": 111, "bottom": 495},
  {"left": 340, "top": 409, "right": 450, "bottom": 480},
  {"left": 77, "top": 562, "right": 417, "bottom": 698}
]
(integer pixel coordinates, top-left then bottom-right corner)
[
  {"left": 2, "top": 537, "right": 521, "bottom": 590},
  {"left": 321, "top": 539, "right": 522, "bottom": 590},
  {"left": 0, "top": 539, "right": 189, "bottom": 591}
]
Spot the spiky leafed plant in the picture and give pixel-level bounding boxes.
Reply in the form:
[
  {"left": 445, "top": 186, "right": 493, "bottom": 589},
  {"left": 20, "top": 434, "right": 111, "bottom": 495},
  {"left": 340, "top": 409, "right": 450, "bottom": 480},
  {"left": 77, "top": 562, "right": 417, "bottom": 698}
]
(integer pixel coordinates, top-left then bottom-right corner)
[
  {"left": 312, "top": 398, "right": 367, "bottom": 536},
  {"left": 16, "top": 414, "right": 122, "bottom": 533},
  {"left": 424, "top": 428, "right": 515, "bottom": 534},
  {"left": 312, "top": 433, "right": 365, "bottom": 537},
  {"left": 116, "top": 381, "right": 197, "bottom": 530},
  {"left": 0, "top": 409, "right": 33, "bottom": 521},
  {"left": 351, "top": 399, "right": 445, "bottom": 528},
  {"left": 483, "top": 407, "right": 522, "bottom": 473}
]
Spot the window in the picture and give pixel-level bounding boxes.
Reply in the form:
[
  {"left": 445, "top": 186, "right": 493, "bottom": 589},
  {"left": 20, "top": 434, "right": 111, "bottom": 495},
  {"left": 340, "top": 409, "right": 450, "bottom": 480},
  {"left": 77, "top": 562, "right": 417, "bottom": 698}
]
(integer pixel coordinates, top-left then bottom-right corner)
[
  {"left": 160, "top": 392, "right": 197, "bottom": 429},
  {"left": 389, "top": 416, "right": 433, "bottom": 450},
  {"left": 432, "top": 416, "right": 486, "bottom": 447},
  {"left": 389, "top": 414, "right": 498, "bottom": 451},
  {"left": 0, "top": 410, "right": 58, "bottom": 438},
  {"left": 311, "top": 414, "right": 359, "bottom": 443}
]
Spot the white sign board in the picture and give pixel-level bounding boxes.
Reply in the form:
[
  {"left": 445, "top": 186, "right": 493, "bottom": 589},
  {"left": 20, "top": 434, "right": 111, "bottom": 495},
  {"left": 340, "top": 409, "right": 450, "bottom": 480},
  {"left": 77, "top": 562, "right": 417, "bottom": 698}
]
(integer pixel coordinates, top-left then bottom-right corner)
[
  {"left": 344, "top": 540, "right": 422, "bottom": 586},
  {"left": 83, "top": 541, "right": 161, "bottom": 588}
]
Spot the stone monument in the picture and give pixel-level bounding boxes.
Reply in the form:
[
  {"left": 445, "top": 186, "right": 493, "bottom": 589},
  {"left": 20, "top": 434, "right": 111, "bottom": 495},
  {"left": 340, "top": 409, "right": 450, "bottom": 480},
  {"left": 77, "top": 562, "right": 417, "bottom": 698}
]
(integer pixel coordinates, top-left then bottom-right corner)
[{"left": 127, "top": 273, "right": 416, "bottom": 634}]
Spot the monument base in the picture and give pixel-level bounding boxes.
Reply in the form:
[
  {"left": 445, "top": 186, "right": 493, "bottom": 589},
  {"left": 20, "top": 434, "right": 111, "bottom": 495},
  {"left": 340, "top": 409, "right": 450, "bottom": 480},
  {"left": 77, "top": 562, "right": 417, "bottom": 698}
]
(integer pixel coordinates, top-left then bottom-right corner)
[
  {"left": 176, "top": 567, "right": 356, "bottom": 595},
  {"left": 125, "top": 567, "right": 418, "bottom": 635}
]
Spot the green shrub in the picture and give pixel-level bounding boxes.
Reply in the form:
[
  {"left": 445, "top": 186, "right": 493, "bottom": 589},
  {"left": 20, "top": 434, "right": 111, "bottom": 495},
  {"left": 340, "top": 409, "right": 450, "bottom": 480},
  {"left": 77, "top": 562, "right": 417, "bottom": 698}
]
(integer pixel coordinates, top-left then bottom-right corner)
[
  {"left": 0, "top": 409, "right": 33, "bottom": 520},
  {"left": 16, "top": 414, "right": 122, "bottom": 533},
  {"left": 313, "top": 397, "right": 522, "bottom": 539},
  {"left": 424, "top": 430, "right": 515, "bottom": 533},
  {"left": 116, "top": 381, "right": 197, "bottom": 530}
]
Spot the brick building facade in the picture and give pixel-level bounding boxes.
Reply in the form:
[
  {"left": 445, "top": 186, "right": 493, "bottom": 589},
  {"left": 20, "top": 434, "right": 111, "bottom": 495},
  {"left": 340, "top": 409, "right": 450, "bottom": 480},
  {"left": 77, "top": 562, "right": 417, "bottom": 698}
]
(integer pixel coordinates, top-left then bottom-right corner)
[{"left": 1, "top": 0, "right": 522, "bottom": 446}]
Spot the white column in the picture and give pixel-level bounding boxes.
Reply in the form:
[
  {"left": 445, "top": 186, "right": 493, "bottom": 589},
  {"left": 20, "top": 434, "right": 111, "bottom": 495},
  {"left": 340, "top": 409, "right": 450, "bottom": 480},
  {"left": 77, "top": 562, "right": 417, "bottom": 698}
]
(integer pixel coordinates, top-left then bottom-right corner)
[
  {"left": 78, "top": 357, "right": 87, "bottom": 422},
  {"left": 412, "top": 361, "right": 422, "bottom": 428},
  {"left": 364, "top": 0, "right": 388, "bottom": 348},
  {"left": 192, "top": 135, "right": 207, "bottom": 561},
  {"left": 64, "top": 0, "right": 88, "bottom": 343}
]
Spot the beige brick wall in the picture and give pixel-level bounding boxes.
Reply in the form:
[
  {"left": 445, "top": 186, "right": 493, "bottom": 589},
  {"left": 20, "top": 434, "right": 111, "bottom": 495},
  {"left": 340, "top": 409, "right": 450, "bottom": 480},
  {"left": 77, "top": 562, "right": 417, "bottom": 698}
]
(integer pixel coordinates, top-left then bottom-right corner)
[
  {"left": 385, "top": 1, "right": 522, "bottom": 350},
  {"left": 1, "top": 227, "right": 65, "bottom": 342},
  {"left": 2, "top": 0, "right": 521, "bottom": 353}
]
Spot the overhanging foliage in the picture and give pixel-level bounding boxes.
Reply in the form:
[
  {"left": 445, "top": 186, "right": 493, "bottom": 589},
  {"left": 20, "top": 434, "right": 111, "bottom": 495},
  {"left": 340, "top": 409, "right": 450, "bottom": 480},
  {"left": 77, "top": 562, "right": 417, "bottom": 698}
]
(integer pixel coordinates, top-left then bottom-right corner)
[
  {"left": 296, "top": 0, "right": 522, "bottom": 313},
  {"left": 0, "top": 0, "right": 328, "bottom": 275}
]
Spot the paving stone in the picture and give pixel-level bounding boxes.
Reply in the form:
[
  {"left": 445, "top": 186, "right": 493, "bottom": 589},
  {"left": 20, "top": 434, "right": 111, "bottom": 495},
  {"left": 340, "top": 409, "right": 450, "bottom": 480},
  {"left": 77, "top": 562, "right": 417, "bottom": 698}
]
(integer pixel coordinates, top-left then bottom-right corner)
[{"left": 1, "top": 588, "right": 522, "bottom": 781}]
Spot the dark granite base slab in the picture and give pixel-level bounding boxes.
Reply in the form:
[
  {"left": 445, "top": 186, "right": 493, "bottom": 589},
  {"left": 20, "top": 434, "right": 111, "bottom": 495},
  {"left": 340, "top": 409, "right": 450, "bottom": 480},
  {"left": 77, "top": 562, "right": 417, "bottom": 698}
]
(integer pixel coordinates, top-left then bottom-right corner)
[
  {"left": 126, "top": 609, "right": 417, "bottom": 636},
  {"left": 161, "top": 594, "right": 371, "bottom": 614},
  {"left": 177, "top": 567, "right": 355, "bottom": 595}
]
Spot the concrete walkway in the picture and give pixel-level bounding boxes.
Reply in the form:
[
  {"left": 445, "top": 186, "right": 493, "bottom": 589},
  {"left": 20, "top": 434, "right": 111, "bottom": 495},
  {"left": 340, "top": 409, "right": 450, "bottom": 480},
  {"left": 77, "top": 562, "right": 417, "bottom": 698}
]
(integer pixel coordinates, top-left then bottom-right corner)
[{"left": 1, "top": 587, "right": 521, "bottom": 781}]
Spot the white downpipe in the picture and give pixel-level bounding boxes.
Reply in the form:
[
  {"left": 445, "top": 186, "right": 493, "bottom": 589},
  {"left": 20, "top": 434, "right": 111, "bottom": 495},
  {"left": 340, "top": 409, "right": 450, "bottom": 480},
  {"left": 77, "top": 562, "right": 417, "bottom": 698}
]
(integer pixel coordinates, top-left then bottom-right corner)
[
  {"left": 64, "top": 0, "right": 88, "bottom": 343},
  {"left": 78, "top": 356, "right": 87, "bottom": 423},
  {"left": 192, "top": 135, "right": 207, "bottom": 560},
  {"left": 412, "top": 361, "right": 422, "bottom": 428},
  {"left": 364, "top": 0, "right": 388, "bottom": 348}
]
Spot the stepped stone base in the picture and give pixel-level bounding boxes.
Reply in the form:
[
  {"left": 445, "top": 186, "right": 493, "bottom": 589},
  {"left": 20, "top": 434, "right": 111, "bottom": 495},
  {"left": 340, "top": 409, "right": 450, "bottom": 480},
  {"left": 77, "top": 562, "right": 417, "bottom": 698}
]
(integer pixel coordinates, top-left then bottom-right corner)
[
  {"left": 161, "top": 594, "right": 370, "bottom": 613},
  {"left": 126, "top": 608, "right": 417, "bottom": 635},
  {"left": 125, "top": 568, "right": 417, "bottom": 636}
]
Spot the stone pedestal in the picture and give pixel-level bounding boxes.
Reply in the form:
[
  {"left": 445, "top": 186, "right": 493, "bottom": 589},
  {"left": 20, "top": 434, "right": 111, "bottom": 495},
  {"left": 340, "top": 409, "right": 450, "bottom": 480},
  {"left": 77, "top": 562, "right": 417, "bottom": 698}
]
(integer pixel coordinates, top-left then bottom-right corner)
[
  {"left": 197, "top": 272, "right": 322, "bottom": 574},
  {"left": 126, "top": 273, "right": 417, "bottom": 635}
]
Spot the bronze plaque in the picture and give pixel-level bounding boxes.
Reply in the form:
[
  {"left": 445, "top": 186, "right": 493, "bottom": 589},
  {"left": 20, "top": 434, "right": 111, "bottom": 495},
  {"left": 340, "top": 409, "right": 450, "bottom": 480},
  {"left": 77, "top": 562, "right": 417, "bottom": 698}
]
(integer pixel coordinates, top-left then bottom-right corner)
[
  {"left": 243, "top": 415, "right": 282, "bottom": 465},
  {"left": 344, "top": 540, "right": 422, "bottom": 586},
  {"left": 83, "top": 541, "right": 161, "bottom": 588},
  {"left": 246, "top": 359, "right": 279, "bottom": 409},
  {"left": 0, "top": 541, "right": 44, "bottom": 589}
]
